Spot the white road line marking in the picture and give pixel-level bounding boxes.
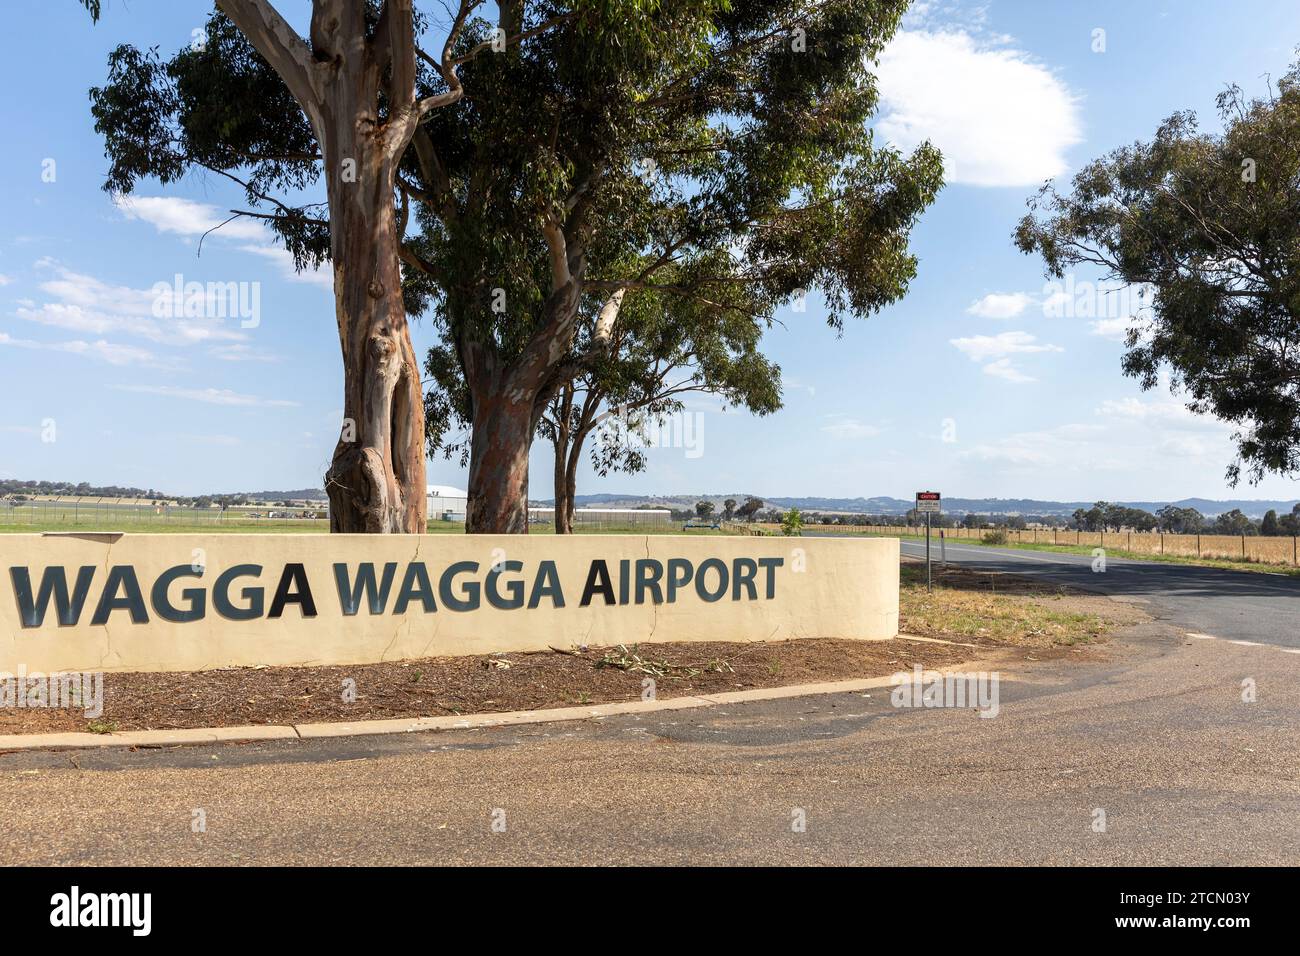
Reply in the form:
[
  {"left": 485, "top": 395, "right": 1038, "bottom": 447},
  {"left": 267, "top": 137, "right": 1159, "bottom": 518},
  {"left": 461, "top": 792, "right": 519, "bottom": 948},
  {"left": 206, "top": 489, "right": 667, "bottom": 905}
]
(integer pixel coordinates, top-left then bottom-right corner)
[
  {"left": 1280, "top": 648, "right": 1300, "bottom": 655},
  {"left": 1185, "top": 633, "right": 1218, "bottom": 640},
  {"left": 1228, "top": 640, "right": 1263, "bottom": 646}
]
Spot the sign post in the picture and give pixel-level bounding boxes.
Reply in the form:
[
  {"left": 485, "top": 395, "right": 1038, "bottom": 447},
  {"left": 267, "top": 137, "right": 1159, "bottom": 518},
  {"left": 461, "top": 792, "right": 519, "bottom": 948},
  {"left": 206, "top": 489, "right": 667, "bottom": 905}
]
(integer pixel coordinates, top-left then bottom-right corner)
[{"left": 915, "top": 491, "right": 942, "bottom": 592}]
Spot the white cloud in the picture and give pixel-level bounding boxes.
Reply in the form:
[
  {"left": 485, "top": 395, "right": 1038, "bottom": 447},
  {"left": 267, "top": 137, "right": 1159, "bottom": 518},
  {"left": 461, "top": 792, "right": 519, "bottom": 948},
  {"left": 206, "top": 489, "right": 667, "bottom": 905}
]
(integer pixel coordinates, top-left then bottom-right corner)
[
  {"left": 982, "top": 357, "right": 1035, "bottom": 383},
  {"left": 209, "top": 343, "right": 278, "bottom": 362},
  {"left": 114, "top": 194, "right": 332, "bottom": 288},
  {"left": 1096, "top": 395, "right": 1228, "bottom": 433},
  {"left": 950, "top": 330, "right": 1063, "bottom": 362},
  {"left": 175, "top": 433, "right": 244, "bottom": 446},
  {"left": 1157, "top": 435, "right": 1210, "bottom": 458},
  {"left": 821, "top": 415, "right": 883, "bottom": 440},
  {"left": 1089, "top": 317, "right": 1130, "bottom": 341},
  {"left": 237, "top": 243, "right": 333, "bottom": 288},
  {"left": 874, "top": 30, "right": 1083, "bottom": 187},
  {"left": 36, "top": 264, "right": 157, "bottom": 316},
  {"left": 0, "top": 274, "right": 12, "bottom": 286},
  {"left": 111, "top": 384, "right": 299, "bottom": 407},
  {"left": 18, "top": 264, "right": 248, "bottom": 347},
  {"left": 959, "top": 391, "right": 1237, "bottom": 481},
  {"left": 952, "top": 331, "right": 1061, "bottom": 383},
  {"left": 114, "top": 195, "right": 268, "bottom": 242},
  {"left": 0, "top": 331, "right": 163, "bottom": 366},
  {"left": 967, "top": 292, "right": 1033, "bottom": 319},
  {"left": 17, "top": 302, "right": 245, "bottom": 347},
  {"left": 960, "top": 424, "right": 1116, "bottom": 471}
]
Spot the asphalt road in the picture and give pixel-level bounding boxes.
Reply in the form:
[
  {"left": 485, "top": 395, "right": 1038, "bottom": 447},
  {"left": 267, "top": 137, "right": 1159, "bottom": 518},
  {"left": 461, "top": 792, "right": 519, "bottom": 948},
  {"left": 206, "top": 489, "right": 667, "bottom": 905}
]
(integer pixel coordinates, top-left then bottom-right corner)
[
  {"left": 2, "top": 616, "right": 1298, "bottom": 865},
  {"left": 896, "top": 537, "right": 1300, "bottom": 649}
]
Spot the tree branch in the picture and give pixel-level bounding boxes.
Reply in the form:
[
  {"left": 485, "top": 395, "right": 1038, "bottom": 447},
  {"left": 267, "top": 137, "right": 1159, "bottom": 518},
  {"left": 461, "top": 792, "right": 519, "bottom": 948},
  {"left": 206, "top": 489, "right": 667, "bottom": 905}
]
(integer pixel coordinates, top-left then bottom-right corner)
[{"left": 215, "top": 0, "right": 323, "bottom": 136}]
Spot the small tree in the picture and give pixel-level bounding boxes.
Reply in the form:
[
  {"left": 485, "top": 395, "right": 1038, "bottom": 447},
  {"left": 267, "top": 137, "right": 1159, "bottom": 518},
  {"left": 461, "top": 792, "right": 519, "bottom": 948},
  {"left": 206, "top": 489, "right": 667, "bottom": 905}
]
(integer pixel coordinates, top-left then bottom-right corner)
[
  {"left": 695, "top": 500, "right": 715, "bottom": 520},
  {"left": 723, "top": 499, "right": 737, "bottom": 521},
  {"left": 1261, "top": 509, "right": 1280, "bottom": 536},
  {"left": 1212, "top": 509, "right": 1254, "bottom": 535},
  {"left": 736, "top": 496, "right": 764, "bottom": 521},
  {"left": 781, "top": 507, "right": 803, "bottom": 536},
  {"left": 1278, "top": 503, "right": 1300, "bottom": 535},
  {"left": 432, "top": 271, "right": 781, "bottom": 533},
  {"left": 1157, "top": 505, "right": 1204, "bottom": 534}
]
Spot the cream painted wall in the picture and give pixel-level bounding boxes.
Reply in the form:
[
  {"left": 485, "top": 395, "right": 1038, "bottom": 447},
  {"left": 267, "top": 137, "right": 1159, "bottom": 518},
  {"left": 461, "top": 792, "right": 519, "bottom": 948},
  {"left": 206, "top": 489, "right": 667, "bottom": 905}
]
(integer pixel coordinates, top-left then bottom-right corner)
[{"left": 0, "top": 533, "right": 899, "bottom": 673}]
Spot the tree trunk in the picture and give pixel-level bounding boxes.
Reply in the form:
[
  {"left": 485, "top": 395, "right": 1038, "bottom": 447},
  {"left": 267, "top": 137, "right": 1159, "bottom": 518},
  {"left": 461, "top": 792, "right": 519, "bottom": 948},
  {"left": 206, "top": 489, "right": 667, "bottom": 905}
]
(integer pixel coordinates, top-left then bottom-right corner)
[
  {"left": 564, "top": 446, "right": 578, "bottom": 532},
  {"left": 550, "top": 384, "right": 575, "bottom": 534},
  {"left": 462, "top": 277, "right": 583, "bottom": 532},
  {"left": 319, "top": 60, "right": 426, "bottom": 533},
  {"left": 212, "top": 0, "right": 454, "bottom": 534},
  {"left": 552, "top": 435, "right": 573, "bottom": 535},
  {"left": 465, "top": 391, "right": 533, "bottom": 533},
  {"left": 553, "top": 459, "right": 573, "bottom": 534}
]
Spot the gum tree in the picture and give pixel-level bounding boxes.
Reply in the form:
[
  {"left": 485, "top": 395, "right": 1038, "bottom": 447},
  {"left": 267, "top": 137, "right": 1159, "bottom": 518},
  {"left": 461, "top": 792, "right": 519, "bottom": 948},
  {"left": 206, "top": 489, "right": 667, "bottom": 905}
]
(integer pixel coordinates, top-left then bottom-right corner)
[
  {"left": 423, "top": 283, "right": 781, "bottom": 534},
  {"left": 405, "top": 0, "right": 942, "bottom": 531},
  {"left": 1016, "top": 60, "right": 1300, "bottom": 485},
  {"left": 88, "top": 0, "right": 552, "bottom": 532},
  {"left": 538, "top": 284, "right": 781, "bottom": 533},
  {"left": 93, "top": 1, "right": 940, "bottom": 535}
]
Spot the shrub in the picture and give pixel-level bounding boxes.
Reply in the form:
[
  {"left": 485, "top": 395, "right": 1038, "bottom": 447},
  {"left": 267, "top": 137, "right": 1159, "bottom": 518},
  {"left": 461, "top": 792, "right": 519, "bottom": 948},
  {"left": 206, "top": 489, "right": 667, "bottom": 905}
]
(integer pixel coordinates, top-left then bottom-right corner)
[{"left": 981, "top": 529, "right": 1008, "bottom": 545}]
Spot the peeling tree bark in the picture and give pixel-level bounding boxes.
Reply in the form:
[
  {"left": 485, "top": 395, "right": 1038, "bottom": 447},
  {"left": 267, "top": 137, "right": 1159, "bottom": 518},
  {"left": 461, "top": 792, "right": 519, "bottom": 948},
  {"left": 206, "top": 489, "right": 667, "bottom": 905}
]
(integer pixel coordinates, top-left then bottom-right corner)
[
  {"left": 215, "top": 0, "right": 473, "bottom": 533},
  {"left": 322, "top": 137, "right": 426, "bottom": 533},
  {"left": 466, "top": 386, "right": 535, "bottom": 534},
  {"left": 461, "top": 267, "right": 585, "bottom": 533}
]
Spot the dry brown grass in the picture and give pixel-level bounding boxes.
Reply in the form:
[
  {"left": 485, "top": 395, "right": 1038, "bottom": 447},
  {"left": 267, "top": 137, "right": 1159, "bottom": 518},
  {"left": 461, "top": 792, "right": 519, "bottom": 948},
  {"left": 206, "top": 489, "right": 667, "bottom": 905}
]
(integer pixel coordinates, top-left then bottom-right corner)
[{"left": 899, "top": 561, "right": 1145, "bottom": 649}]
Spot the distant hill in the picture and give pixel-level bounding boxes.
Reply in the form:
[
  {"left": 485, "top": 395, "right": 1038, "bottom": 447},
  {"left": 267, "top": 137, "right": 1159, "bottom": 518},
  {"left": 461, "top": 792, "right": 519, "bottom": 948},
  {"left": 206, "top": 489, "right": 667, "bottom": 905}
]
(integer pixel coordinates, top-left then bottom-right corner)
[
  {"left": 10, "top": 479, "right": 1297, "bottom": 518},
  {"left": 1, "top": 479, "right": 329, "bottom": 503},
  {"left": 224, "top": 488, "right": 328, "bottom": 501},
  {"left": 559, "top": 493, "right": 1300, "bottom": 519},
  {"left": 0, "top": 478, "right": 168, "bottom": 499}
]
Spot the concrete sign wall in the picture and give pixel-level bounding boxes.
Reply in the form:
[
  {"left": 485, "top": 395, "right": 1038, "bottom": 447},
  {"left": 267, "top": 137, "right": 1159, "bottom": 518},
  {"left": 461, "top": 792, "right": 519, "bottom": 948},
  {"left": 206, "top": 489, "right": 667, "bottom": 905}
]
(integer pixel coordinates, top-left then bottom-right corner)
[{"left": 0, "top": 533, "right": 899, "bottom": 673}]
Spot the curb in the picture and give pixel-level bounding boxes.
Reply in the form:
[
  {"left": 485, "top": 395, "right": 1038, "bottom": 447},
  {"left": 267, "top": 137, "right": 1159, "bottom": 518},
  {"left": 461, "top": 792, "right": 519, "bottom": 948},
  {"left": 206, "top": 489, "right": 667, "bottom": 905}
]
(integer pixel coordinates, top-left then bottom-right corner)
[{"left": 0, "top": 673, "right": 935, "bottom": 754}]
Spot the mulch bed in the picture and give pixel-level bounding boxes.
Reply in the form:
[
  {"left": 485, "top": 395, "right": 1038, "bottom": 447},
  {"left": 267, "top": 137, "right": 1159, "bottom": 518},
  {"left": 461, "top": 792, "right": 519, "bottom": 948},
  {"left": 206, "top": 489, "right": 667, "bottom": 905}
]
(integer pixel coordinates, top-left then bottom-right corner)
[{"left": 0, "top": 638, "right": 977, "bottom": 736}]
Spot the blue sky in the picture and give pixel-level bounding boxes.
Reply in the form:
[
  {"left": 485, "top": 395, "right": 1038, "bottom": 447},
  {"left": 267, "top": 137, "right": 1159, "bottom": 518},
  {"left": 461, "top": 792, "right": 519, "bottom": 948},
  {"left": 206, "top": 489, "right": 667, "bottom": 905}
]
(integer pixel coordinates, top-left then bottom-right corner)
[{"left": 3, "top": 0, "right": 1300, "bottom": 502}]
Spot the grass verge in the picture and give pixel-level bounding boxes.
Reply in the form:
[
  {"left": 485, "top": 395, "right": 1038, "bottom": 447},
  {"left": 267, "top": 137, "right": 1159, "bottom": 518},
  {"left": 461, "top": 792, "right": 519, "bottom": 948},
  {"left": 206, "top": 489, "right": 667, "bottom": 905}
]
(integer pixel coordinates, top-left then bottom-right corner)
[{"left": 898, "top": 560, "right": 1141, "bottom": 647}]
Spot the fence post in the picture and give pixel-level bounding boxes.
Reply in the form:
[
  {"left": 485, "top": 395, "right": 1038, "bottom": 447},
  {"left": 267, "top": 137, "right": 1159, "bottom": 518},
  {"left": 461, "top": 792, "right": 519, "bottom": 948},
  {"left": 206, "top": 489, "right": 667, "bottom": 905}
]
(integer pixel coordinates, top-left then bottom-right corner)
[
  {"left": 1196, "top": 534, "right": 1200, "bottom": 557},
  {"left": 1241, "top": 535, "right": 1246, "bottom": 560}
]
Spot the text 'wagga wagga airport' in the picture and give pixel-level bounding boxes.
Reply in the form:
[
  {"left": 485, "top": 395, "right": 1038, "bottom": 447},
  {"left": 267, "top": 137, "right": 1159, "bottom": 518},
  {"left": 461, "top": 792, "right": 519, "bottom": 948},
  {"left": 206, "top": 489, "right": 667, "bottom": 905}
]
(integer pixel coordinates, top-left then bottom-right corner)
[
  {"left": 11, "top": 555, "right": 788, "bottom": 627},
  {"left": 0, "top": 534, "right": 899, "bottom": 673}
]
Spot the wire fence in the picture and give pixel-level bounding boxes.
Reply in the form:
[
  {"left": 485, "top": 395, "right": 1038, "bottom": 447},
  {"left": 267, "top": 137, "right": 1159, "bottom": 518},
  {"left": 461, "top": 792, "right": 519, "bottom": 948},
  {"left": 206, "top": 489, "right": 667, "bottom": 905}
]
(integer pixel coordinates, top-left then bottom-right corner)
[
  {"left": 528, "top": 509, "right": 676, "bottom": 530},
  {"left": 0, "top": 498, "right": 329, "bottom": 531},
  {"left": 811, "top": 523, "right": 1300, "bottom": 566}
]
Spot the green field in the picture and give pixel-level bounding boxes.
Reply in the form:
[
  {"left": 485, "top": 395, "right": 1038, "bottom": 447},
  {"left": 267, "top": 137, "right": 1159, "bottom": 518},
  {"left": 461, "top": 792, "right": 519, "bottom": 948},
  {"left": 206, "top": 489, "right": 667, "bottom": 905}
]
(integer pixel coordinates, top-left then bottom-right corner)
[
  {"left": 0, "top": 520, "right": 734, "bottom": 536},
  {"left": 0, "top": 505, "right": 727, "bottom": 536}
]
